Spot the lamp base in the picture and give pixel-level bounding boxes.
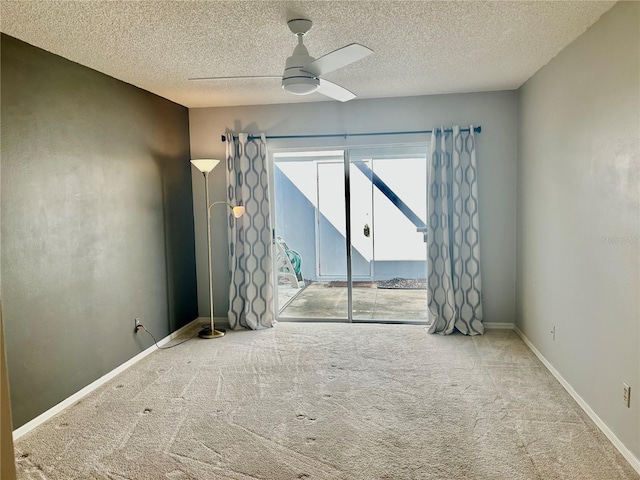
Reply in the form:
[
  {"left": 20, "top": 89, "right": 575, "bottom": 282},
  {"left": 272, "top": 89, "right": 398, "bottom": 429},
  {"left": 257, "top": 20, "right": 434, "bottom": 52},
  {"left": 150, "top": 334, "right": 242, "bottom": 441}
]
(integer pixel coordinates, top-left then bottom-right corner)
[{"left": 199, "top": 326, "right": 226, "bottom": 339}]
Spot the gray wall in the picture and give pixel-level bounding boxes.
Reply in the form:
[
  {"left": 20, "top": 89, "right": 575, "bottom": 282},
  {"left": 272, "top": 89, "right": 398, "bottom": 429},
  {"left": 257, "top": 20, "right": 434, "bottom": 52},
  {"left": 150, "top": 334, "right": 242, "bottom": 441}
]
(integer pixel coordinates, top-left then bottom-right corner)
[
  {"left": 1, "top": 304, "right": 17, "bottom": 479},
  {"left": 517, "top": 1, "right": 639, "bottom": 461},
  {"left": 189, "top": 91, "right": 518, "bottom": 325},
  {"left": 1, "top": 35, "right": 198, "bottom": 428}
]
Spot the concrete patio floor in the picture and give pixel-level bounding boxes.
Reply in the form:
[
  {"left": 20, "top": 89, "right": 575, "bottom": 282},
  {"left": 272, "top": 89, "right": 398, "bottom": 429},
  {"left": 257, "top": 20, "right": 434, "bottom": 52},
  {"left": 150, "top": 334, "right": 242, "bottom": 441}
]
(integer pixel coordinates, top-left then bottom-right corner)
[{"left": 278, "top": 281, "right": 429, "bottom": 321}]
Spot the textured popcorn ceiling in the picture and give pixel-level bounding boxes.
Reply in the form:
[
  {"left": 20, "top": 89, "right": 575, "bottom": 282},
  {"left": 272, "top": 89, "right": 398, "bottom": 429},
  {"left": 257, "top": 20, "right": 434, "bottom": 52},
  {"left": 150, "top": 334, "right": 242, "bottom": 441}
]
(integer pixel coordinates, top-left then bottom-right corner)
[{"left": 1, "top": 1, "right": 614, "bottom": 108}]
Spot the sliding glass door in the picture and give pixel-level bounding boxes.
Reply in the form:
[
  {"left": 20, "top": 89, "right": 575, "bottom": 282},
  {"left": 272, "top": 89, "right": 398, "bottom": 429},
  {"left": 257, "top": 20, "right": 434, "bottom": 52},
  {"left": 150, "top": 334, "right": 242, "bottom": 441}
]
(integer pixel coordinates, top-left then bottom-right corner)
[{"left": 272, "top": 145, "right": 428, "bottom": 323}]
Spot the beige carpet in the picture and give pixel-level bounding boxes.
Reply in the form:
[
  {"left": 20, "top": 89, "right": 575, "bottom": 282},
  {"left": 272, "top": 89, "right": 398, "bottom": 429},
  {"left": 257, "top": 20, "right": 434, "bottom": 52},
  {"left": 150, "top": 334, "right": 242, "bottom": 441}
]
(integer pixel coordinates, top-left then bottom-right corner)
[{"left": 14, "top": 323, "right": 638, "bottom": 479}]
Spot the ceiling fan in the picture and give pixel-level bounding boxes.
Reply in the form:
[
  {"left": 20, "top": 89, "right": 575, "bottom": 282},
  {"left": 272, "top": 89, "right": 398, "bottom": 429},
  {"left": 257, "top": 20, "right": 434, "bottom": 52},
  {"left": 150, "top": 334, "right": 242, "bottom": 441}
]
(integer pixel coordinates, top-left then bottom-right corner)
[{"left": 189, "top": 18, "right": 373, "bottom": 102}]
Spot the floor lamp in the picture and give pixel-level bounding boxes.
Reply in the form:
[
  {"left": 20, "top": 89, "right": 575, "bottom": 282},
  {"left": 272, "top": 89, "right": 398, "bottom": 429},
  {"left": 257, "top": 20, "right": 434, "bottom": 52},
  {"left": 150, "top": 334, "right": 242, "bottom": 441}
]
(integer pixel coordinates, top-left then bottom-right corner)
[{"left": 191, "top": 159, "right": 245, "bottom": 339}]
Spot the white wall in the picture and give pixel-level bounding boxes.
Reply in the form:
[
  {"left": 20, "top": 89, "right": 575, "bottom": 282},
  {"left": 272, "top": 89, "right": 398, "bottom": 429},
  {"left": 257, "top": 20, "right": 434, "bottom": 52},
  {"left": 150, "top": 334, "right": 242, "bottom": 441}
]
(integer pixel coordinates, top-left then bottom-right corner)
[
  {"left": 189, "top": 91, "right": 518, "bottom": 324},
  {"left": 517, "top": 0, "right": 639, "bottom": 462}
]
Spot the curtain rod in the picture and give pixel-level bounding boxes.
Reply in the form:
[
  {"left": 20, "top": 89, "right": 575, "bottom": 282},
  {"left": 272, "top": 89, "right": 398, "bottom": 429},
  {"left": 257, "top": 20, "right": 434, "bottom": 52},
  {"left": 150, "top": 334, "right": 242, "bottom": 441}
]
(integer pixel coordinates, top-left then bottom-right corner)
[{"left": 221, "top": 125, "right": 481, "bottom": 142}]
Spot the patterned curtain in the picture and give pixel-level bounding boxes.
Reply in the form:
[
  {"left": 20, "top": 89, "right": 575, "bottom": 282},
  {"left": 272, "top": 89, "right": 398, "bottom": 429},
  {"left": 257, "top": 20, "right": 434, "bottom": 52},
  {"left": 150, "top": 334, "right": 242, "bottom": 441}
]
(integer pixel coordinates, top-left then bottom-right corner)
[
  {"left": 225, "top": 133, "right": 275, "bottom": 330},
  {"left": 427, "top": 126, "right": 484, "bottom": 335}
]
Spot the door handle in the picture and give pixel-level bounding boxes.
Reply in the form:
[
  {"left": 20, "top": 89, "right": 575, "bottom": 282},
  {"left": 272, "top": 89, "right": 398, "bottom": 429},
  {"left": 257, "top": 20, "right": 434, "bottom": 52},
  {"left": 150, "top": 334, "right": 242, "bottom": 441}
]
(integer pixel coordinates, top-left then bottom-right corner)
[{"left": 363, "top": 223, "right": 370, "bottom": 237}]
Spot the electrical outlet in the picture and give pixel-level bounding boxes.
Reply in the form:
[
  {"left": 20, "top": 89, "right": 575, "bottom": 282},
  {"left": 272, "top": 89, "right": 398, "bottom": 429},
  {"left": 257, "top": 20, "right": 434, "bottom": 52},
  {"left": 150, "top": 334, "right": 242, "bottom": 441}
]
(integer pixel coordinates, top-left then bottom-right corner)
[
  {"left": 550, "top": 325, "right": 556, "bottom": 341},
  {"left": 623, "top": 383, "right": 631, "bottom": 408},
  {"left": 134, "top": 317, "right": 141, "bottom": 332}
]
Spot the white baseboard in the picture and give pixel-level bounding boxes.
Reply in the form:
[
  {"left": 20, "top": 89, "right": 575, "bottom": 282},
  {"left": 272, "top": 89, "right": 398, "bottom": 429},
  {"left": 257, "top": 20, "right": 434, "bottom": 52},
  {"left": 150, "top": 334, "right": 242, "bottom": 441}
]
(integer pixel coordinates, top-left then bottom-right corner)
[
  {"left": 13, "top": 318, "right": 201, "bottom": 441},
  {"left": 208, "top": 316, "right": 231, "bottom": 330},
  {"left": 514, "top": 326, "right": 640, "bottom": 475},
  {"left": 484, "top": 322, "right": 515, "bottom": 330}
]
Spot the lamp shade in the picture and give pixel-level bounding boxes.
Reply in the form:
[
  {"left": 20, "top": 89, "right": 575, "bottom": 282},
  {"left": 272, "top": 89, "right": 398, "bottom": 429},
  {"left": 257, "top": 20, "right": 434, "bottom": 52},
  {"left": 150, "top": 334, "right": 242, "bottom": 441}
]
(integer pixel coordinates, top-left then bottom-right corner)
[
  {"left": 190, "top": 159, "right": 220, "bottom": 173},
  {"left": 232, "top": 206, "right": 245, "bottom": 218}
]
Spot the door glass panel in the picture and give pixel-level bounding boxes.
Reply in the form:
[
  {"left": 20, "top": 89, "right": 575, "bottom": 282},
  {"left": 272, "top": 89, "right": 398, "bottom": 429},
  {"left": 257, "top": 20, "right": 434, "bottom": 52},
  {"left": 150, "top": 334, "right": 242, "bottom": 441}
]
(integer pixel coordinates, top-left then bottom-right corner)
[
  {"left": 273, "top": 151, "right": 348, "bottom": 319},
  {"left": 349, "top": 147, "right": 429, "bottom": 322}
]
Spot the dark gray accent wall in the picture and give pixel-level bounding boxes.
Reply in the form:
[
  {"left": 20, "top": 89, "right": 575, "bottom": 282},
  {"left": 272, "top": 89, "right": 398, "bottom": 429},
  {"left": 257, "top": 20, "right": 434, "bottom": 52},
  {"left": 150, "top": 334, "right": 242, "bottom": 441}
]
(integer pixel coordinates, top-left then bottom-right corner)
[{"left": 1, "top": 34, "right": 198, "bottom": 428}]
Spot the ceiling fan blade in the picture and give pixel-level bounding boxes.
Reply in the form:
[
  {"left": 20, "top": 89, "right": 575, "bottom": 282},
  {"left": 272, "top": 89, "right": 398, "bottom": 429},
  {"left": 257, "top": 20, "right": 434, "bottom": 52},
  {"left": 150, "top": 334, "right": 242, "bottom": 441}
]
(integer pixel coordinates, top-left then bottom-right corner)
[
  {"left": 188, "top": 75, "right": 281, "bottom": 81},
  {"left": 317, "top": 78, "right": 356, "bottom": 102},
  {"left": 304, "top": 43, "right": 373, "bottom": 76}
]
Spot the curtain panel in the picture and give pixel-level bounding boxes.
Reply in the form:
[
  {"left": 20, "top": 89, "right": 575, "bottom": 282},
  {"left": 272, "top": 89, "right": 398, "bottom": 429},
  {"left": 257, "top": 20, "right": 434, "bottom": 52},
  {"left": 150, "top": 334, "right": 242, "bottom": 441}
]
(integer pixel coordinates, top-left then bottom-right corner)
[
  {"left": 225, "top": 133, "right": 275, "bottom": 330},
  {"left": 427, "top": 126, "right": 484, "bottom": 335}
]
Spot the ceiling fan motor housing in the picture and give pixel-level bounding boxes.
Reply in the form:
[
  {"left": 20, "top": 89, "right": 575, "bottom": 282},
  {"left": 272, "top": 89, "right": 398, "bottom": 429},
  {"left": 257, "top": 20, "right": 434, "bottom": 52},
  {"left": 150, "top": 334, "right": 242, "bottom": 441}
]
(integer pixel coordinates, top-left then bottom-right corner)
[{"left": 281, "top": 42, "right": 319, "bottom": 95}]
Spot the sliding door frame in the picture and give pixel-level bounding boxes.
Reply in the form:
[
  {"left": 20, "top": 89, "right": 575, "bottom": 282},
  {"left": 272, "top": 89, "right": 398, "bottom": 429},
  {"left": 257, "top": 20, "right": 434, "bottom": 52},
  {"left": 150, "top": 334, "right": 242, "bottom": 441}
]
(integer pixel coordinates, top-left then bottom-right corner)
[{"left": 269, "top": 139, "right": 430, "bottom": 324}]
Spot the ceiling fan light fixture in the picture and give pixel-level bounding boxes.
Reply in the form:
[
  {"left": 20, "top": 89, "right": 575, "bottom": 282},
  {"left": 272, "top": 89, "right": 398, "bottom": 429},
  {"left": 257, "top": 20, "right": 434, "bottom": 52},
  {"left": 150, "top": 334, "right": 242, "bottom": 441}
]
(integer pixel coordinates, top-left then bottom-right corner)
[
  {"left": 189, "top": 17, "right": 372, "bottom": 102},
  {"left": 282, "top": 76, "right": 320, "bottom": 95}
]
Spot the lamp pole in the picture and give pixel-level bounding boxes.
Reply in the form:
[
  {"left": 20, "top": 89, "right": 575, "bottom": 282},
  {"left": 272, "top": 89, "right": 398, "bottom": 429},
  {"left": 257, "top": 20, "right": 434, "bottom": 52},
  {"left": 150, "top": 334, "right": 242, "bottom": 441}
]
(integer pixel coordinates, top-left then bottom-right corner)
[{"left": 200, "top": 168, "right": 225, "bottom": 338}]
